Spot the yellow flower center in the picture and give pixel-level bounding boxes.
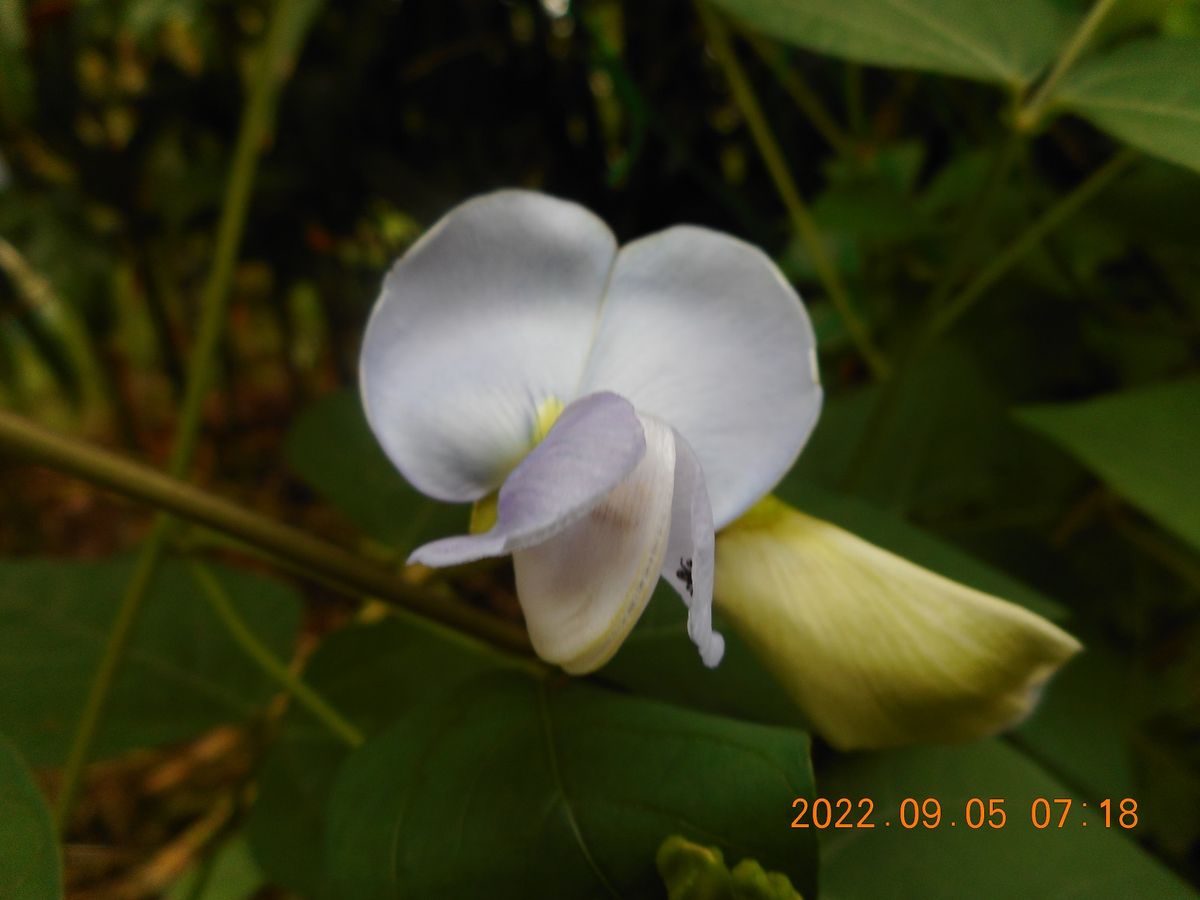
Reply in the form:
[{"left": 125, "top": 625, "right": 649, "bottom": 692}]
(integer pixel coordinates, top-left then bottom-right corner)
[
  {"left": 530, "top": 395, "right": 564, "bottom": 444},
  {"left": 721, "top": 494, "right": 790, "bottom": 534},
  {"left": 470, "top": 395, "right": 565, "bottom": 534}
]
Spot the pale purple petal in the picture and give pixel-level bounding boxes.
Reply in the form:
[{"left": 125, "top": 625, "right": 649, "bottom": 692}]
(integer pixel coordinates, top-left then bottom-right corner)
[
  {"left": 659, "top": 427, "right": 724, "bottom": 667},
  {"left": 515, "top": 412, "right": 678, "bottom": 673},
  {"left": 408, "top": 392, "right": 645, "bottom": 567}
]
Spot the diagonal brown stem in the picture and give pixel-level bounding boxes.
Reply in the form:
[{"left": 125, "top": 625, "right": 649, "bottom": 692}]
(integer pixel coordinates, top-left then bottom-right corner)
[{"left": 0, "top": 406, "right": 532, "bottom": 655}]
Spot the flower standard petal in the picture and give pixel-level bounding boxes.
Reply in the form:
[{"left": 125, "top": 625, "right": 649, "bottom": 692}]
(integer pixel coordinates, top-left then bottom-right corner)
[
  {"left": 408, "top": 392, "right": 645, "bottom": 568},
  {"left": 578, "top": 225, "right": 822, "bottom": 528},
  {"left": 514, "top": 414, "right": 678, "bottom": 674},
  {"left": 714, "top": 498, "right": 1083, "bottom": 750},
  {"left": 360, "top": 190, "right": 617, "bottom": 503},
  {"left": 659, "top": 427, "right": 724, "bottom": 668}
]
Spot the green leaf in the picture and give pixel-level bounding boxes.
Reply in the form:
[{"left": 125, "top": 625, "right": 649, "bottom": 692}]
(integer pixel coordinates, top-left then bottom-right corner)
[
  {"left": 1014, "top": 637, "right": 1136, "bottom": 800},
  {"left": 324, "top": 672, "right": 818, "bottom": 899},
  {"left": 1014, "top": 378, "right": 1200, "bottom": 553},
  {"left": 819, "top": 740, "right": 1193, "bottom": 898},
  {"left": 1056, "top": 37, "right": 1200, "bottom": 175},
  {"left": 0, "top": 557, "right": 301, "bottom": 766},
  {"left": 1100, "top": 0, "right": 1183, "bottom": 40},
  {"left": 1096, "top": 159, "right": 1200, "bottom": 252},
  {"left": 812, "top": 178, "right": 928, "bottom": 245},
  {"left": 792, "top": 345, "right": 1081, "bottom": 519},
  {"left": 603, "top": 583, "right": 800, "bottom": 726},
  {"left": 705, "top": 0, "right": 1068, "bottom": 88},
  {"left": 0, "top": 734, "right": 61, "bottom": 900},
  {"left": 245, "top": 617, "right": 501, "bottom": 893},
  {"left": 918, "top": 148, "right": 995, "bottom": 217},
  {"left": 166, "top": 835, "right": 263, "bottom": 900},
  {"left": 812, "top": 142, "right": 931, "bottom": 246},
  {"left": 285, "top": 390, "right": 467, "bottom": 550},
  {"left": 1163, "top": 0, "right": 1200, "bottom": 38}
]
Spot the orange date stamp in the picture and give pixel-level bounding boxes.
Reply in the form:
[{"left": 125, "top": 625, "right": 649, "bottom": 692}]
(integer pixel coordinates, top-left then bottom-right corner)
[{"left": 789, "top": 797, "right": 1139, "bottom": 830}]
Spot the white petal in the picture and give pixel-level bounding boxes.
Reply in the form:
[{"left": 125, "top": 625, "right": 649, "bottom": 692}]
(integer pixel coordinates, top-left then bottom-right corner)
[
  {"left": 360, "top": 190, "right": 617, "bottom": 502},
  {"left": 714, "top": 499, "right": 1083, "bottom": 749},
  {"left": 514, "top": 414, "right": 677, "bottom": 674},
  {"left": 659, "top": 427, "right": 724, "bottom": 668},
  {"left": 408, "top": 393, "right": 645, "bottom": 568},
  {"left": 578, "top": 226, "right": 822, "bottom": 527}
]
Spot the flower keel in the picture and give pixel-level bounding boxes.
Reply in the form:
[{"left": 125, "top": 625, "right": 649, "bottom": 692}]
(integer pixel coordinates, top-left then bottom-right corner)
[{"left": 515, "top": 413, "right": 679, "bottom": 673}]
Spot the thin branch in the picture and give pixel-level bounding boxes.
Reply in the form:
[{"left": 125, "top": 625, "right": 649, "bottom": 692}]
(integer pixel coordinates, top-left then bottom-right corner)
[
  {"left": 190, "top": 561, "right": 365, "bottom": 748},
  {"left": 925, "top": 148, "right": 1136, "bottom": 341},
  {"left": 53, "top": 0, "right": 315, "bottom": 831},
  {"left": 1016, "top": 0, "right": 1121, "bottom": 132},
  {"left": 0, "top": 406, "right": 532, "bottom": 655},
  {"left": 842, "top": 150, "right": 1136, "bottom": 490},
  {"left": 697, "top": 2, "right": 891, "bottom": 380},
  {"left": 740, "top": 31, "right": 857, "bottom": 159}
]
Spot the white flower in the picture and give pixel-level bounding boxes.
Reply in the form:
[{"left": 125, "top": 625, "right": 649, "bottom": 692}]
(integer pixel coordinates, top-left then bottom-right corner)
[
  {"left": 360, "top": 189, "right": 1081, "bottom": 748},
  {"left": 360, "top": 190, "right": 821, "bottom": 673}
]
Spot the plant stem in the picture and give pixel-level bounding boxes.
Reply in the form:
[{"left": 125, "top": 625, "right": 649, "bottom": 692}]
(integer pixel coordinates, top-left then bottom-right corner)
[
  {"left": 53, "top": 516, "right": 170, "bottom": 810},
  {"left": 1015, "top": 0, "right": 1120, "bottom": 132},
  {"left": 52, "top": 0, "right": 310, "bottom": 832},
  {"left": 845, "top": 0, "right": 1130, "bottom": 489},
  {"left": 740, "top": 31, "right": 857, "bottom": 159},
  {"left": 0, "top": 407, "right": 532, "bottom": 652},
  {"left": 189, "top": 562, "right": 365, "bottom": 748},
  {"left": 697, "top": 2, "right": 891, "bottom": 380},
  {"left": 922, "top": 127, "right": 1024, "bottom": 313}
]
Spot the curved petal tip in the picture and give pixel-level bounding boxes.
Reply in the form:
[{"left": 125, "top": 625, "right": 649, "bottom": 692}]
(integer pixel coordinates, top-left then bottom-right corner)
[{"left": 714, "top": 498, "right": 1082, "bottom": 750}]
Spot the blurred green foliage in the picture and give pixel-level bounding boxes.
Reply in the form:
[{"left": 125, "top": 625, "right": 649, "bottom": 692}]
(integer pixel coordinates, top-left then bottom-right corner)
[
  {"left": 657, "top": 835, "right": 804, "bottom": 900},
  {"left": 1, "top": 0, "right": 1199, "bottom": 897},
  {"left": 0, "top": 734, "right": 61, "bottom": 900},
  {"left": 0, "top": 557, "right": 301, "bottom": 765}
]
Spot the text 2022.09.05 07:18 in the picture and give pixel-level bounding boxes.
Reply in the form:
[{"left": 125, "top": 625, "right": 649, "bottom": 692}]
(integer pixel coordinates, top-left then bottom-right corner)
[{"left": 789, "top": 797, "right": 1139, "bottom": 830}]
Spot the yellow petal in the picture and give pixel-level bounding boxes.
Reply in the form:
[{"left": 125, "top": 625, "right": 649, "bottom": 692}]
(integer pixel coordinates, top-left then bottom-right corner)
[{"left": 714, "top": 497, "right": 1082, "bottom": 750}]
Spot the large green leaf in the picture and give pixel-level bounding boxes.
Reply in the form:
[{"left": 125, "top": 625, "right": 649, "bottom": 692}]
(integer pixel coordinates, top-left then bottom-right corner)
[
  {"left": 1056, "top": 37, "right": 1200, "bottom": 175},
  {"left": 1014, "top": 378, "right": 1200, "bottom": 552},
  {"left": 706, "top": 0, "right": 1068, "bottom": 88},
  {"left": 324, "top": 672, "right": 818, "bottom": 900},
  {"left": 245, "top": 617, "right": 501, "bottom": 892},
  {"left": 0, "top": 557, "right": 301, "bottom": 766},
  {"left": 285, "top": 390, "right": 467, "bottom": 551},
  {"left": 0, "top": 734, "right": 61, "bottom": 900},
  {"left": 819, "top": 740, "right": 1193, "bottom": 898},
  {"left": 1015, "top": 638, "right": 1136, "bottom": 801},
  {"left": 166, "top": 835, "right": 263, "bottom": 900},
  {"left": 791, "top": 345, "right": 1083, "bottom": 523}
]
